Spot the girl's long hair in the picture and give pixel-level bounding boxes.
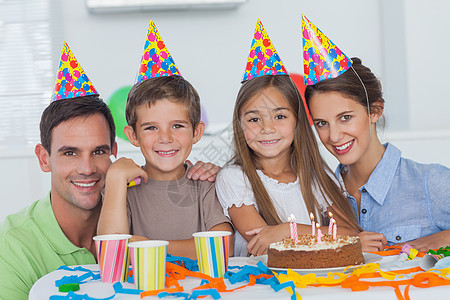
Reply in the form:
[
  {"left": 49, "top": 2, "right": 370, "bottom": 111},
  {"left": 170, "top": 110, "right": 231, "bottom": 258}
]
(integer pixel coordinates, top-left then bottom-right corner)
[{"left": 231, "top": 75, "right": 361, "bottom": 230}]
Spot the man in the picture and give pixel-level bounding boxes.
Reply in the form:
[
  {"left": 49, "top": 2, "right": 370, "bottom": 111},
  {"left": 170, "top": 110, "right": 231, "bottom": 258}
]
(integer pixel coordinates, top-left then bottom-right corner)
[
  {"left": 0, "top": 94, "right": 220, "bottom": 299},
  {"left": 0, "top": 97, "right": 115, "bottom": 298}
]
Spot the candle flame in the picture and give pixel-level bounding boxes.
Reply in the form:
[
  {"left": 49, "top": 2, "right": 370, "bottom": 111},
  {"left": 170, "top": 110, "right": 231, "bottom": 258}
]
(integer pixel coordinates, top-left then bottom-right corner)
[
  {"left": 328, "top": 211, "right": 333, "bottom": 218},
  {"left": 316, "top": 222, "right": 320, "bottom": 228},
  {"left": 310, "top": 212, "right": 314, "bottom": 220},
  {"left": 332, "top": 219, "right": 336, "bottom": 224}
]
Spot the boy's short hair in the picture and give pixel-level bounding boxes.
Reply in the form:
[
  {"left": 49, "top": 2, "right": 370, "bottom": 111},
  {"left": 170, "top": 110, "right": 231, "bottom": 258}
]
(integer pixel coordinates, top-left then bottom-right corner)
[
  {"left": 40, "top": 95, "right": 116, "bottom": 154},
  {"left": 126, "top": 76, "right": 201, "bottom": 131}
]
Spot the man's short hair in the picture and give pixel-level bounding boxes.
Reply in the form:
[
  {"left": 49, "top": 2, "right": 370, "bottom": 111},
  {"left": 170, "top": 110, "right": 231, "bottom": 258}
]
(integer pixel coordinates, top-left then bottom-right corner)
[
  {"left": 39, "top": 95, "right": 116, "bottom": 154},
  {"left": 125, "top": 76, "right": 201, "bottom": 132}
]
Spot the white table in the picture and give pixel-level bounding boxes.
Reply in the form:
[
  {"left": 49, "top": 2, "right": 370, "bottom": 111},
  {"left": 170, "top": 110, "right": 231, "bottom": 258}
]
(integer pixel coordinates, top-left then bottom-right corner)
[{"left": 29, "top": 256, "right": 448, "bottom": 300}]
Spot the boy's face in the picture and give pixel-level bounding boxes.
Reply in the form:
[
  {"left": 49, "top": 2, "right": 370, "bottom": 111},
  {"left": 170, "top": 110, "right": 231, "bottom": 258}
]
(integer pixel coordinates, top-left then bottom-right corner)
[
  {"left": 35, "top": 113, "right": 117, "bottom": 211},
  {"left": 125, "top": 99, "right": 204, "bottom": 181}
]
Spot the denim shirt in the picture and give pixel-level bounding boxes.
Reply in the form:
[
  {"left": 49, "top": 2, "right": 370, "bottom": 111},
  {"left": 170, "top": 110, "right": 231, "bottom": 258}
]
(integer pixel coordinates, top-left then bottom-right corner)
[{"left": 336, "top": 143, "right": 450, "bottom": 245}]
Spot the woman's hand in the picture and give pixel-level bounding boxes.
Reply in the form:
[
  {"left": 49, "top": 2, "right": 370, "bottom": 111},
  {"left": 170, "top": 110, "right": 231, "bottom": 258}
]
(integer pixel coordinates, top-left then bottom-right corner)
[
  {"left": 398, "top": 230, "right": 450, "bottom": 252},
  {"left": 358, "top": 231, "right": 387, "bottom": 252}
]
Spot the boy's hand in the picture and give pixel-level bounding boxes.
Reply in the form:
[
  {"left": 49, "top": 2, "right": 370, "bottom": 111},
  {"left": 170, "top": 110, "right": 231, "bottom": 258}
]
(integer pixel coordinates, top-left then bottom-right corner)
[
  {"left": 358, "top": 231, "right": 387, "bottom": 252},
  {"left": 186, "top": 160, "right": 221, "bottom": 182},
  {"left": 107, "top": 157, "right": 148, "bottom": 186}
]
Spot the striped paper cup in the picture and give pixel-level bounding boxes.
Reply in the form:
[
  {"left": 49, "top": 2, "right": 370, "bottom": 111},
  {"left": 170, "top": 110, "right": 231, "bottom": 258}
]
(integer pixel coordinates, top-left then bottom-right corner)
[
  {"left": 193, "top": 231, "right": 231, "bottom": 278},
  {"left": 93, "top": 234, "right": 132, "bottom": 283},
  {"left": 128, "top": 240, "right": 169, "bottom": 290}
]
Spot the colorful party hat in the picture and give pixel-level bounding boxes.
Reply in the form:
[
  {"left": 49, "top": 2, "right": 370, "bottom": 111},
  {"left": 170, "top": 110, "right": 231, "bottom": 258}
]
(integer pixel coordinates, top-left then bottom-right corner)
[
  {"left": 136, "top": 20, "right": 180, "bottom": 84},
  {"left": 52, "top": 42, "right": 98, "bottom": 101},
  {"left": 302, "top": 14, "right": 352, "bottom": 86},
  {"left": 242, "top": 19, "right": 288, "bottom": 82}
]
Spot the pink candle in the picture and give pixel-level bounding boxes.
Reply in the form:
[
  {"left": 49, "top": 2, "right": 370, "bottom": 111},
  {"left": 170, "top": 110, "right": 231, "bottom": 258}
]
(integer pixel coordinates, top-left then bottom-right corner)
[
  {"left": 332, "top": 220, "right": 337, "bottom": 239},
  {"left": 310, "top": 212, "right": 315, "bottom": 236},
  {"left": 316, "top": 223, "right": 323, "bottom": 244},
  {"left": 289, "top": 214, "right": 298, "bottom": 243},
  {"left": 328, "top": 212, "right": 335, "bottom": 235}
]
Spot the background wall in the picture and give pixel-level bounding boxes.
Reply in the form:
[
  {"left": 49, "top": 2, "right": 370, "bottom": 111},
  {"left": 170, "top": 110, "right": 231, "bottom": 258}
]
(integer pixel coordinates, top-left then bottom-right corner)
[{"left": 1, "top": 0, "right": 449, "bottom": 222}]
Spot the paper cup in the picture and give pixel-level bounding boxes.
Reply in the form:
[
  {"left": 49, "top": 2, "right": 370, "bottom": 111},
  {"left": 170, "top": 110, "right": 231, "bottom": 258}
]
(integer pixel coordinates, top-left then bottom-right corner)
[
  {"left": 128, "top": 240, "right": 169, "bottom": 290},
  {"left": 93, "top": 234, "right": 132, "bottom": 283},
  {"left": 193, "top": 231, "right": 231, "bottom": 278},
  {"left": 419, "top": 253, "right": 446, "bottom": 271}
]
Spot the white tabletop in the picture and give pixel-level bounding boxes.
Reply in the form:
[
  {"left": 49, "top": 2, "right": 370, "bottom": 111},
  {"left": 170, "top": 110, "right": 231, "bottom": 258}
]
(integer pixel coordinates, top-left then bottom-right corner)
[{"left": 29, "top": 256, "right": 448, "bottom": 300}]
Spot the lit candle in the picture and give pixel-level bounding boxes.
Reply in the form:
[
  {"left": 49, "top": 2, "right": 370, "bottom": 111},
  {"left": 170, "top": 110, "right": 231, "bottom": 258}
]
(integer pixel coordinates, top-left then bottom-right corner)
[
  {"left": 310, "top": 212, "right": 315, "bottom": 236},
  {"left": 328, "top": 212, "right": 335, "bottom": 235},
  {"left": 289, "top": 214, "right": 298, "bottom": 243},
  {"left": 316, "top": 223, "right": 323, "bottom": 244},
  {"left": 332, "top": 219, "right": 337, "bottom": 239}
]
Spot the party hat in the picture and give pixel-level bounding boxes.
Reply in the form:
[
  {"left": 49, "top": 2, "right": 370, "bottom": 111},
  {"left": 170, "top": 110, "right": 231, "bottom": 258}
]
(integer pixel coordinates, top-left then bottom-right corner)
[
  {"left": 302, "top": 14, "right": 352, "bottom": 86},
  {"left": 52, "top": 42, "right": 98, "bottom": 101},
  {"left": 136, "top": 20, "right": 180, "bottom": 84},
  {"left": 242, "top": 19, "right": 288, "bottom": 82}
]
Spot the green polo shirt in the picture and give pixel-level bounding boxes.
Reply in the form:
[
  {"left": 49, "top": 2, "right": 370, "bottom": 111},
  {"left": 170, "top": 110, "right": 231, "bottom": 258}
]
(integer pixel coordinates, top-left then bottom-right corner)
[{"left": 0, "top": 193, "right": 96, "bottom": 299}]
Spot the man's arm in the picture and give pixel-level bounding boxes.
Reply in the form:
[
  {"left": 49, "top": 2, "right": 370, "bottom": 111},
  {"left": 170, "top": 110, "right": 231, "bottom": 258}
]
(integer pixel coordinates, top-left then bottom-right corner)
[{"left": 0, "top": 253, "right": 34, "bottom": 300}]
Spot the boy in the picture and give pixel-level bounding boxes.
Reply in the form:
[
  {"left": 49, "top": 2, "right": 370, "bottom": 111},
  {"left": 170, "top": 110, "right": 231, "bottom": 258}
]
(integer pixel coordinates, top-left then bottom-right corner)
[{"left": 97, "top": 76, "right": 233, "bottom": 259}]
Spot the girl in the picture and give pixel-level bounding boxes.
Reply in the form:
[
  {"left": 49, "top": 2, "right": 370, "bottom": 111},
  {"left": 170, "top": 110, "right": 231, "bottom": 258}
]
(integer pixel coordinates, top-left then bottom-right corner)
[
  {"left": 216, "top": 75, "right": 362, "bottom": 256},
  {"left": 305, "top": 58, "right": 450, "bottom": 252}
]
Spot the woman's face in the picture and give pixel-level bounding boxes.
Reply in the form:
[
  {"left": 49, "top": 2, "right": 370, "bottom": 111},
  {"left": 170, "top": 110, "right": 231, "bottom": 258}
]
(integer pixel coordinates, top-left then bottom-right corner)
[{"left": 308, "top": 91, "right": 380, "bottom": 166}]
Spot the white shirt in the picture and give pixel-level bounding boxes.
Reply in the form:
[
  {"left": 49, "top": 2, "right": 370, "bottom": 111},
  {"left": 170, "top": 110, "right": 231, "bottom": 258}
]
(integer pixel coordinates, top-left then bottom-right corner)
[{"left": 216, "top": 164, "right": 330, "bottom": 256}]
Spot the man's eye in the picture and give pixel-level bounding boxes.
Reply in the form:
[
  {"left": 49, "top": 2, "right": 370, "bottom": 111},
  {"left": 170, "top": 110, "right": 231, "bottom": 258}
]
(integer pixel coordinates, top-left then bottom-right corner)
[
  {"left": 173, "top": 124, "right": 185, "bottom": 129},
  {"left": 64, "top": 151, "right": 75, "bottom": 156},
  {"left": 93, "top": 150, "right": 105, "bottom": 155}
]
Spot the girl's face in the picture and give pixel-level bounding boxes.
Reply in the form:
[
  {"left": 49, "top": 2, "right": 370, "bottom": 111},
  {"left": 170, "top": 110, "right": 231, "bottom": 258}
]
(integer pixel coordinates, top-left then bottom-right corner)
[
  {"left": 240, "top": 86, "right": 296, "bottom": 164},
  {"left": 308, "top": 91, "right": 380, "bottom": 166}
]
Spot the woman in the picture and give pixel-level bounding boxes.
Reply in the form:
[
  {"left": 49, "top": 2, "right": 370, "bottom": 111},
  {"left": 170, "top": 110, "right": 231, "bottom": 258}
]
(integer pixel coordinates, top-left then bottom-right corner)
[{"left": 305, "top": 57, "right": 450, "bottom": 252}]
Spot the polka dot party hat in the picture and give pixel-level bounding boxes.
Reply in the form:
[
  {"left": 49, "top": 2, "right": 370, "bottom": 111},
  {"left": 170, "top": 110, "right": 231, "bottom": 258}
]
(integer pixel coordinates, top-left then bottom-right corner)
[
  {"left": 242, "top": 19, "right": 288, "bottom": 82},
  {"left": 302, "top": 14, "right": 352, "bottom": 86},
  {"left": 52, "top": 42, "right": 98, "bottom": 101},
  {"left": 136, "top": 20, "right": 180, "bottom": 84}
]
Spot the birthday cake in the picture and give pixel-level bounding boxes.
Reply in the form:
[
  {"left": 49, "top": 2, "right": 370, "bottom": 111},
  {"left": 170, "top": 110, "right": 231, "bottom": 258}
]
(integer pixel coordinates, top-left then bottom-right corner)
[{"left": 267, "top": 234, "right": 364, "bottom": 269}]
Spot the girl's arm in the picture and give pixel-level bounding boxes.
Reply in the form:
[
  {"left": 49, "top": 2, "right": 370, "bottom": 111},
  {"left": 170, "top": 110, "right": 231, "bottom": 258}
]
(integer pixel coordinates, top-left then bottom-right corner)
[
  {"left": 97, "top": 158, "right": 148, "bottom": 235},
  {"left": 230, "top": 205, "right": 316, "bottom": 256},
  {"left": 186, "top": 160, "right": 221, "bottom": 182}
]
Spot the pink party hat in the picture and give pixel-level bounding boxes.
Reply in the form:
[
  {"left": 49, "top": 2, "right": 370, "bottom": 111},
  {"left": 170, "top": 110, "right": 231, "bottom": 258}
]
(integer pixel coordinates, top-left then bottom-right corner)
[
  {"left": 136, "top": 20, "right": 180, "bottom": 84},
  {"left": 52, "top": 42, "right": 98, "bottom": 101},
  {"left": 242, "top": 19, "right": 288, "bottom": 82},
  {"left": 302, "top": 14, "right": 352, "bottom": 86}
]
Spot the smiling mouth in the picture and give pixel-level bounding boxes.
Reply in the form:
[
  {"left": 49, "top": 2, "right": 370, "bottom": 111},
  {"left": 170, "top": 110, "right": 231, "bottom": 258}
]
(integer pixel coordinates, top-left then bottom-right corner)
[
  {"left": 333, "top": 140, "right": 354, "bottom": 154},
  {"left": 156, "top": 150, "right": 177, "bottom": 155},
  {"left": 72, "top": 181, "right": 97, "bottom": 188},
  {"left": 259, "top": 139, "right": 280, "bottom": 145}
]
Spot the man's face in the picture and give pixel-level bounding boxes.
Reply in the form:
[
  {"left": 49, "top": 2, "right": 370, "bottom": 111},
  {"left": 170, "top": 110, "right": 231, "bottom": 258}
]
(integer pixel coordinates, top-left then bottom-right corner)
[{"left": 37, "top": 113, "right": 116, "bottom": 211}]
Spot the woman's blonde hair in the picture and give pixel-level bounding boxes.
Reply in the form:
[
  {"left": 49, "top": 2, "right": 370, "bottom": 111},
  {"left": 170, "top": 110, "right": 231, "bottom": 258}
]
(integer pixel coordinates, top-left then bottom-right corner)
[{"left": 231, "top": 75, "right": 361, "bottom": 230}]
